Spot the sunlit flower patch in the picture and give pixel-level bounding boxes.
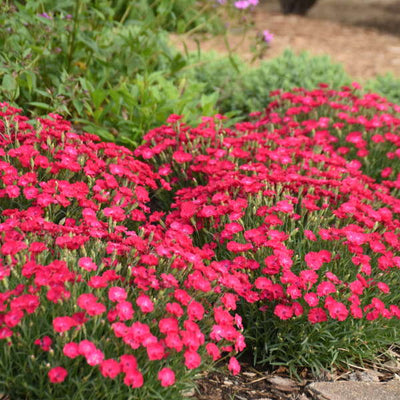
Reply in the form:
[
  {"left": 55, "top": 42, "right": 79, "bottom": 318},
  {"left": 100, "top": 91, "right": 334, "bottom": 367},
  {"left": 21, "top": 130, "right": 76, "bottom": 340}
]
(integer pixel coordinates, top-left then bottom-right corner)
[
  {"left": 1, "top": 84, "right": 400, "bottom": 397},
  {"left": 136, "top": 84, "right": 400, "bottom": 372},
  {"left": 0, "top": 104, "right": 243, "bottom": 399}
]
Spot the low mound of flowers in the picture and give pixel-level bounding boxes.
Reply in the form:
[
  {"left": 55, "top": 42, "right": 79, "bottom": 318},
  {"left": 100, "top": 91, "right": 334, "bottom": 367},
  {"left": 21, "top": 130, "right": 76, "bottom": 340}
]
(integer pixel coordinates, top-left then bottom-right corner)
[
  {"left": 136, "top": 84, "right": 400, "bottom": 372},
  {"left": 1, "top": 84, "right": 400, "bottom": 398},
  {"left": 0, "top": 104, "right": 243, "bottom": 400},
  {"left": 267, "top": 84, "right": 400, "bottom": 188}
]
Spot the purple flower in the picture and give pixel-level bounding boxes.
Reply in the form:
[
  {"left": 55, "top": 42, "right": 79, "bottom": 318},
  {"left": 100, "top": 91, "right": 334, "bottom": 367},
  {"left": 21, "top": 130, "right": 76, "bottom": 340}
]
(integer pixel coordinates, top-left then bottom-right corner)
[
  {"left": 263, "top": 30, "right": 274, "bottom": 44},
  {"left": 234, "top": 1, "right": 250, "bottom": 9},
  {"left": 234, "top": 0, "right": 258, "bottom": 8},
  {"left": 38, "top": 12, "right": 52, "bottom": 20}
]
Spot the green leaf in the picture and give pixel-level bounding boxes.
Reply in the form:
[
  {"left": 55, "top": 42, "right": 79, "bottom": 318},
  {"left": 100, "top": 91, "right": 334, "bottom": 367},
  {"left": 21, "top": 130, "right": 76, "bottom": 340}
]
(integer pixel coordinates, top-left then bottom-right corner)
[
  {"left": 35, "top": 89, "right": 52, "bottom": 99},
  {"left": 29, "top": 101, "right": 52, "bottom": 110},
  {"left": 23, "top": 70, "right": 37, "bottom": 93},
  {"left": 81, "top": 124, "right": 115, "bottom": 141},
  {"left": 77, "top": 34, "right": 100, "bottom": 55},
  {"left": 2, "top": 74, "right": 17, "bottom": 92},
  {"left": 91, "top": 89, "right": 107, "bottom": 109},
  {"left": 72, "top": 98, "right": 83, "bottom": 115}
]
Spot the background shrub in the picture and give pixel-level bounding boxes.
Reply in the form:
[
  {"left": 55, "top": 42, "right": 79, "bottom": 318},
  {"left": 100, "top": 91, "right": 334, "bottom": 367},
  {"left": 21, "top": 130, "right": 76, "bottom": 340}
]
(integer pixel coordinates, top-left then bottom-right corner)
[
  {"left": 111, "top": 0, "right": 224, "bottom": 33},
  {"left": 186, "top": 49, "right": 352, "bottom": 117},
  {"left": 366, "top": 73, "right": 400, "bottom": 106}
]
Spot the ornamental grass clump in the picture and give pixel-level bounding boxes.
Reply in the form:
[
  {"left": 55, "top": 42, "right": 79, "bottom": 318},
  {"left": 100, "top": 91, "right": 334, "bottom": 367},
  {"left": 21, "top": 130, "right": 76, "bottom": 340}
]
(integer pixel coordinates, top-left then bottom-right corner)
[
  {"left": 136, "top": 84, "right": 400, "bottom": 375},
  {"left": 0, "top": 104, "right": 244, "bottom": 400}
]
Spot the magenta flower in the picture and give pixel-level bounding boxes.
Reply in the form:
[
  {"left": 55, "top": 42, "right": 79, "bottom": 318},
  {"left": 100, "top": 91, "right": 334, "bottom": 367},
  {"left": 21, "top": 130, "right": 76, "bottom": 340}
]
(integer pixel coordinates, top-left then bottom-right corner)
[
  {"left": 124, "top": 369, "right": 143, "bottom": 388},
  {"left": 234, "top": 0, "right": 258, "bottom": 9},
  {"left": 108, "top": 287, "right": 128, "bottom": 303},
  {"left": 48, "top": 367, "right": 67, "bottom": 383},
  {"left": 158, "top": 367, "right": 176, "bottom": 387},
  {"left": 184, "top": 350, "right": 201, "bottom": 369},
  {"left": 100, "top": 359, "right": 121, "bottom": 379},
  {"left": 63, "top": 342, "right": 80, "bottom": 359},
  {"left": 38, "top": 12, "right": 52, "bottom": 20},
  {"left": 262, "top": 29, "right": 274, "bottom": 43},
  {"left": 136, "top": 294, "right": 154, "bottom": 313},
  {"left": 228, "top": 356, "right": 241, "bottom": 375}
]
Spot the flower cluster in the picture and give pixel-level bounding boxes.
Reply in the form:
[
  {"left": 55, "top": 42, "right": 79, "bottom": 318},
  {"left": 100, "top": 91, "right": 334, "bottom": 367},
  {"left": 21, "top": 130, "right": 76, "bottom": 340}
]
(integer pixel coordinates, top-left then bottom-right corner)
[
  {"left": 136, "top": 85, "right": 400, "bottom": 367},
  {"left": 0, "top": 104, "right": 243, "bottom": 398},
  {"left": 262, "top": 30, "right": 274, "bottom": 44},
  {"left": 234, "top": 0, "right": 259, "bottom": 10},
  {"left": 267, "top": 84, "right": 400, "bottom": 188},
  {"left": 1, "top": 83, "right": 400, "bottom": 396},
  {"left": 215, "top": 0, "right": 259, "bottom": 10}
]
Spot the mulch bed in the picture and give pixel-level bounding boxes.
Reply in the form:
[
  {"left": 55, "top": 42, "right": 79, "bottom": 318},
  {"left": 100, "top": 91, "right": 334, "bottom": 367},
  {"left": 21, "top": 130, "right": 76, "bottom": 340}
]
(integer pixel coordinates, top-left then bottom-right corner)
[{"left": 191, "top": 346, "right": 400, "bottom": 400}]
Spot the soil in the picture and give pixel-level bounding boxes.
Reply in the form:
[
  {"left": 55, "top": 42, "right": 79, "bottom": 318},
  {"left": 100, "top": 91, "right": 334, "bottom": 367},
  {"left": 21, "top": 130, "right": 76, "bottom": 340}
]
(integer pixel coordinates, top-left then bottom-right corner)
[
  {"left": 171, "top": 1, "right": 400, "bottom": 398},
  {"left": 190, "top": 355, "right": 400, "bottom": 400},
  {"left": 170, "top": 0, "right": 400, "bottom": 81}
]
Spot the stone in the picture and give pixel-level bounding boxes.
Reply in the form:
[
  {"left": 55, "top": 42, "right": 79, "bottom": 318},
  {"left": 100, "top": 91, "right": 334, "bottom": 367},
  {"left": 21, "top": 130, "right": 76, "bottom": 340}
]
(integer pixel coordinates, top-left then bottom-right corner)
[
  {"left": 182, "top": 388, "right": 195, "bottom": 397},
  {"left": 306, "top": 380, "right": 400, "bottom": 400}
]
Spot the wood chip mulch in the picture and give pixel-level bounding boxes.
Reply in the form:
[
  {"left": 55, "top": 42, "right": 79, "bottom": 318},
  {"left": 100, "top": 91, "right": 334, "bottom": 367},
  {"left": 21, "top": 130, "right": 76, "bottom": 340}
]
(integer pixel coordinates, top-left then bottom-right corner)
[{"left": 191, "top": 346, "right": 400, "bottom": 400}]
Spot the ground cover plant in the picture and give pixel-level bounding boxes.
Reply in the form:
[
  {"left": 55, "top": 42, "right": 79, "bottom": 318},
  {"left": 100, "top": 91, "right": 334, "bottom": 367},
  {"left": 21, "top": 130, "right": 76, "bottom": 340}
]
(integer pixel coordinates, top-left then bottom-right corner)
[
  {"left": 0, "top": 104, "right": 244, "bottom": 399},
  {"left": 1, "top": 83, "right": 399, "bottom": 398},
  {"left": 135, "top": 84, "right": 400, "bottom": 374}
]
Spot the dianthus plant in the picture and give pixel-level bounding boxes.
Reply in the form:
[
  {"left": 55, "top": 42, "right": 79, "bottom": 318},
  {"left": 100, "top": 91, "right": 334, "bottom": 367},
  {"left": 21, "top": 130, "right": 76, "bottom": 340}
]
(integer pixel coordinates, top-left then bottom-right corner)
[
  {"left": 0, "top": 104, "right": 244, "bottom": 400},
  {"left": 136, "top": 84, "right": 400, "bottom": 375}
]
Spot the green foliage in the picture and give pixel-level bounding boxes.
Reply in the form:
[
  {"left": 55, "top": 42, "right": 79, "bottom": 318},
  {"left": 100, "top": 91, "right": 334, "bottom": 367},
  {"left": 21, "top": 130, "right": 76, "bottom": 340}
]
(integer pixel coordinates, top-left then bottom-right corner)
[
  {"left": 243, "top": 302, "right": 399, "bottom": 376},
  {"left": 366, "top": 73, "right": 400, "bottom": 105},
  {"left": 187, "top": 49, "right": 351, "bottom": 117},
  {"left": 0, "top": 0, "right": 221, "bottom": 146},
  {"left": 184, "top": 52, "right": 246, "bottom": 117},
  {"left": 111, "top": 0, "right": 225, "bottom": 34},
  {"left": 76, "top": 73, "right": 219, "bottom": 146}
]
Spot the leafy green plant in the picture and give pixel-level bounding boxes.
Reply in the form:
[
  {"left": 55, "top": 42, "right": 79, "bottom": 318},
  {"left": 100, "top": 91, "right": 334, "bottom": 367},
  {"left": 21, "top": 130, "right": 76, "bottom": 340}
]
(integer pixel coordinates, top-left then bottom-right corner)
[
  {"left": 111, "top": 0, "right": 226, "bottom": 34},
  {"left": 0, "top": 0, "right": 222, "bottom": 146},
  {"left": 183, "top": 52, "right": 246, "bottom": 116},
  {"left": 75, "top": 72, "right": 219, "bottom": 146}
]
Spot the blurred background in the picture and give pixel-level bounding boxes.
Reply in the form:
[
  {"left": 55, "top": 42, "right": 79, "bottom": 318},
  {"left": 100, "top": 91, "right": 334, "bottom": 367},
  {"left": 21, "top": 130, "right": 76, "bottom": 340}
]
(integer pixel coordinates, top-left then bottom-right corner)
[{"left": 172, "top": 0, "right": 400, "bottom": 80}]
